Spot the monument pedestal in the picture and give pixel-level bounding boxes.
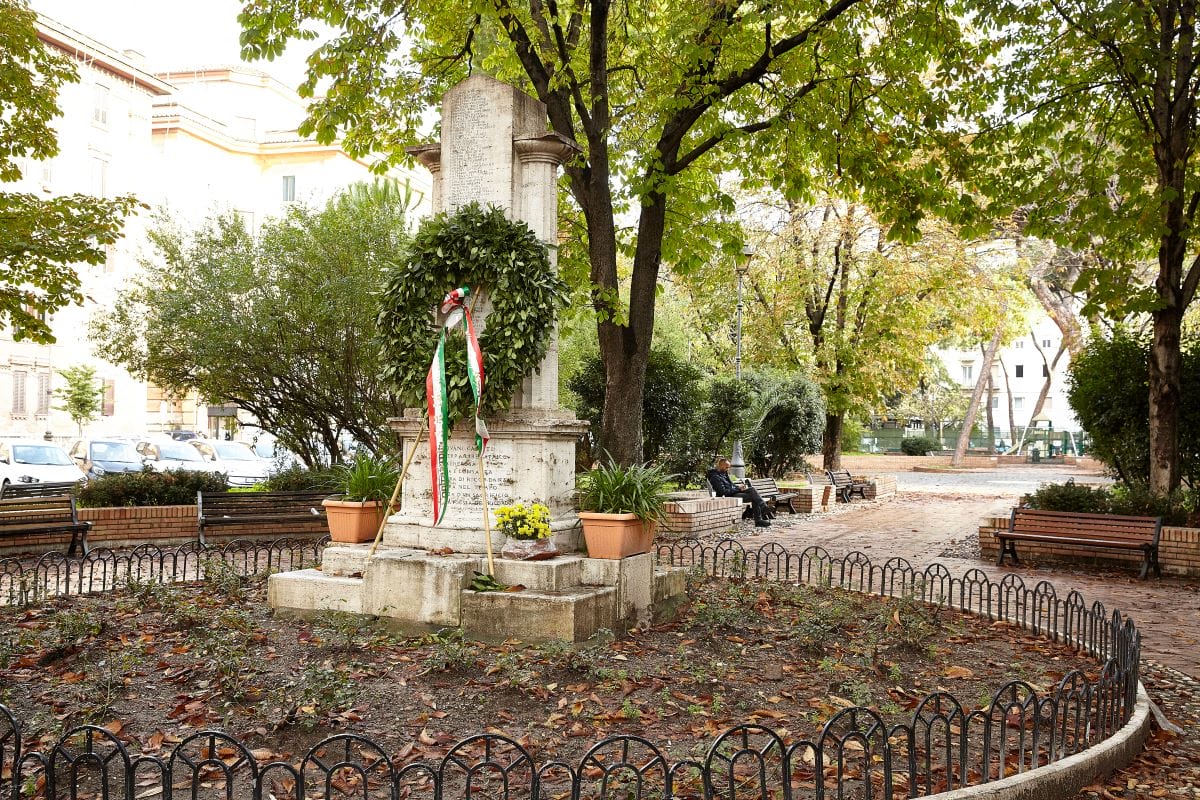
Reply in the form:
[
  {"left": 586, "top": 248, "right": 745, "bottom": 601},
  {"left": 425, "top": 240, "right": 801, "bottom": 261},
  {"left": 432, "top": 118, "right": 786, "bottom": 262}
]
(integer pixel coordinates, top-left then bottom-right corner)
[
  {"left": 380, "top": 414, "right": 588, "bottom": 553},
  {"left": 268, "top": 546, "right": 687, "bottom": 642}
]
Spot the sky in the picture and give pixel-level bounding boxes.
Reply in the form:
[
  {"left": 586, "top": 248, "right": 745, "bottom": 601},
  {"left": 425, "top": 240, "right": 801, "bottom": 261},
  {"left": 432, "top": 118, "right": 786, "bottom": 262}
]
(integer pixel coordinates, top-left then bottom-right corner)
[{"left": 32, "top": 0, "right": 312, "bottom": 88}]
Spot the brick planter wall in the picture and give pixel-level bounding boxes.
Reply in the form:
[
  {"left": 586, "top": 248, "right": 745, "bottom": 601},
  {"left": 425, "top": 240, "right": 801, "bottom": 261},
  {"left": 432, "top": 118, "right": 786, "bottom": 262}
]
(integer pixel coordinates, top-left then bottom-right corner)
[
  {"left": 661, "top": 495, "right": 743, "bottom": 537},
  {"left": 784, "top": 485, "right": 832, "bottom": 513},
  {"left": 864, "top": 474, "right": 897, "bottom": 499},
  {"left": 978, "top": 514, "right": 1200, "bottom": 577},
  {"left": 0, "top": 505, "right": 329, "bottom": 556}
]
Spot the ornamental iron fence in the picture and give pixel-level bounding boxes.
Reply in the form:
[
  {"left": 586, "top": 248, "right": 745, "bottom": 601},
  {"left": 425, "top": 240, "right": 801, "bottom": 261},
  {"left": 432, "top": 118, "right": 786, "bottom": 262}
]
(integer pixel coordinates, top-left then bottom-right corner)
[{"left": 0, "top": 537, "right": 1141, "bottom": 800}]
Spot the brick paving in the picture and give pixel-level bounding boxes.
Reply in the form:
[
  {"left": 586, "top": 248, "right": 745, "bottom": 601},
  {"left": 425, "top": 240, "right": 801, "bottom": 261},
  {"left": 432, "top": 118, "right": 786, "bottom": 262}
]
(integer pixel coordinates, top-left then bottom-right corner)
[{"left": 732, "top": 468, "right": 1200, "bottom": 678}]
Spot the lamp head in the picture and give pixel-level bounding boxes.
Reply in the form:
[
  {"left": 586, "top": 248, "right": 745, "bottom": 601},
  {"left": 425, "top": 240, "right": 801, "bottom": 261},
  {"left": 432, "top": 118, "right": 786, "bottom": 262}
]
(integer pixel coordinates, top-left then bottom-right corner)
[{"left": 736, "top": 243, "right": 755, "bottom": 276}]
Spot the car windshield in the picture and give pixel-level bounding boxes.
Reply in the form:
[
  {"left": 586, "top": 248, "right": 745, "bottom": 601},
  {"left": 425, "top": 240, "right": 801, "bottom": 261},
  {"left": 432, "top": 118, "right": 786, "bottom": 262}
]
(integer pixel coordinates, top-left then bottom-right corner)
[
  {"left": 12, "top": 445, "right": 73, "bottom": 466},
  {"left": 90, "top": 442, "right": 140, "bottom": 463},
  {"left": 213, "top": 442, "right": 257, "bottom": 461},
  {"left": 156, "top": 442, "right": 205, "bottom": 462}
]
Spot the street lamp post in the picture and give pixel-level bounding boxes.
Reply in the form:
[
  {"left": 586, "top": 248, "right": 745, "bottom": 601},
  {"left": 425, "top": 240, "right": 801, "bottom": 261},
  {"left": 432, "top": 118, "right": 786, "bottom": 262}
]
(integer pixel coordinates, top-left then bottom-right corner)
[{"left": 730, "top": 244, "right": 755, "bottom": 480}]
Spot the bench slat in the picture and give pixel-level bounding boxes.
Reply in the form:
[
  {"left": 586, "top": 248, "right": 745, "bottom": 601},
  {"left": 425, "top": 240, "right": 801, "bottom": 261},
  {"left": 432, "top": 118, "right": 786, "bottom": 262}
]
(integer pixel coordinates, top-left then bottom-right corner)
[{"left": 0, "top": 493, "right": 90, "bottom": 555}]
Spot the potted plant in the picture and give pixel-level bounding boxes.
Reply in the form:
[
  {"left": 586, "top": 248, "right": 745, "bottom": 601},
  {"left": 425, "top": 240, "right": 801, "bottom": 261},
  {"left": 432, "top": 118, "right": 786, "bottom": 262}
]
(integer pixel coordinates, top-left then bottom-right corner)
[
  {"left": 576, "top": 460, "right": 673, "bottom": 559},
  {"left": 495, "top": 502, "right": 560, "bottom": 560},
  {"left": 322, "top": 453, "right": 400, "bottom": 544}
]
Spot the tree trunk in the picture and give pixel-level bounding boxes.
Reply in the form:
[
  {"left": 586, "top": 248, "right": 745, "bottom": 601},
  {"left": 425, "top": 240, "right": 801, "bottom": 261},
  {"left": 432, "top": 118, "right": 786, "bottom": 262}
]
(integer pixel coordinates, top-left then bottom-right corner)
[
  {"left": 982, "top": 345, "right": 995, "bottom": 453},
  {"left": 1149, "top": 305, "right": 1183, "bottom": 494},
  {"left": 952, "top": 327, "right": 1003, "bottom": 466},
  {"left": 596, "top": 190, "right": 667, "bottom": 466},
  {"left": 822, "top": 412, "right": 843, "bottom": 471},
  {"left": 998, "top": 354, "right": 1017, "bottom": 452}
]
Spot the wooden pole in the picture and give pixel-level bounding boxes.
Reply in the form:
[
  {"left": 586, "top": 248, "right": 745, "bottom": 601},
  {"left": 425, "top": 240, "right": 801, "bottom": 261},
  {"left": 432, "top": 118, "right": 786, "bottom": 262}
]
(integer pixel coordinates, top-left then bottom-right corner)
[
  {"left": 477, "top": 448, "right": 495, "bottom": 576},
  {"left": 367, "top": 423, "right": 426, "bottom": 559}
]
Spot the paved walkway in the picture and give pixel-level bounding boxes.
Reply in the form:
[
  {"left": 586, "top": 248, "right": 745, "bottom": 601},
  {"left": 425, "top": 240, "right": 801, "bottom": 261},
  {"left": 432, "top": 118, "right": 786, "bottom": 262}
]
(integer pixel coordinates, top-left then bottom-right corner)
[{"left": 734, "top": 466, "right": 1200, "bottom": 677}]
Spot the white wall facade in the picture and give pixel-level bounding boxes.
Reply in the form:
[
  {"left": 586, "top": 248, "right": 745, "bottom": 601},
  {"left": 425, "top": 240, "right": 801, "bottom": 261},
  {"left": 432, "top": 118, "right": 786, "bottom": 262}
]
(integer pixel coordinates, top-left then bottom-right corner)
[
  {"left": 0, "top": 17, "right": 430, "bottom": 443},
  {"left": 934, "top": 313, "right": 1081, "bottom": 438}
]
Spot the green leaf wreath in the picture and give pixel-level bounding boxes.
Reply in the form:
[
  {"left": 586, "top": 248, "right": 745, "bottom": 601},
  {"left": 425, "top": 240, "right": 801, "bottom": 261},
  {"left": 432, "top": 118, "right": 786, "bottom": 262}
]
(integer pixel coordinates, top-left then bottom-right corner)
[{"left": 377, "top": 202, "right": 567, "bottom": 423}]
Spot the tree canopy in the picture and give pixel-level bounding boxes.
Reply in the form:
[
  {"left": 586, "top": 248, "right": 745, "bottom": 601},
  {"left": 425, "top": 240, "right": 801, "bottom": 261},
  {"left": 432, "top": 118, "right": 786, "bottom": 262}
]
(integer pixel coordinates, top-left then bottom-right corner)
[
  {"left": 91, "top": 184, "right": 412, "bottom": 465},
  {"left": 965, "top": 0, "right": 1200, "bottom": 493},
  {"left": 238, "top": 0, "right": 982, "bottom": 465},
  {"left": 0, "top": 0, "right": 141, "bottom": 343}
]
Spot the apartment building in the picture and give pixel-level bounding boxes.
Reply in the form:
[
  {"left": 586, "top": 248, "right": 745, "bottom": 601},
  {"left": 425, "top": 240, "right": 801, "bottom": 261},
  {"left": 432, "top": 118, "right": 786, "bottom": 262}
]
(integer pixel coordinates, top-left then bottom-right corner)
[{"left": 1, "top": 15, "right": 430, "bottom": 440}]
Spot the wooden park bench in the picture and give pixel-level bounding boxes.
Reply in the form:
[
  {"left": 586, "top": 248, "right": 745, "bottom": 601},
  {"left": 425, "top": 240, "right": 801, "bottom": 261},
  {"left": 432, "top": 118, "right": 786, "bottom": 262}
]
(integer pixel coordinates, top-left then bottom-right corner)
[
  {"left": 0, "top": 494, "right": 91, "bottom": 555},
  {"left": 747, "top": 478, "right": 801, "bottom": 514},
  {"left": 197, "top": 490, "right": 329, "bottom": 545},
  {"left": 0, "top": 480, "right": 82, "bottom": 499},
  {"left": 827, "top": 469, "right": 869, "bottom": 503},
  {"left": 998, "top": 508, "right": 1163, "bottom": 580}
]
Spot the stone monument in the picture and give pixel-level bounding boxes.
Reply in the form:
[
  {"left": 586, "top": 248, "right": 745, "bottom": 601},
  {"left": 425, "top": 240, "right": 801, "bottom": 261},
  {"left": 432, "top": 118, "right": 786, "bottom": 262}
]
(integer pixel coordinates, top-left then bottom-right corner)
[{"left": 268, "top": 74, "right": 686, "bottom": 642}]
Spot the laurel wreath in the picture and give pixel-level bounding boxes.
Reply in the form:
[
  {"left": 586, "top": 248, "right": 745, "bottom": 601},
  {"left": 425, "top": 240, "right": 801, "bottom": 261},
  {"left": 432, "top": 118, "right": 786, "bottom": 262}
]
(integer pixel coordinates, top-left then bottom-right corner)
[{"left": 378, "top": 202, "right": 567, "bottom": 422}]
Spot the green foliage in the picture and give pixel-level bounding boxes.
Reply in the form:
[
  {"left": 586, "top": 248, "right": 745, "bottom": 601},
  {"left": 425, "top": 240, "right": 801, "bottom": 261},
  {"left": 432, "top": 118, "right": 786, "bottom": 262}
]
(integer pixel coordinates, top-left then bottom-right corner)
[
  {"left": 576, "top": 459, "right": 674, "bottom": 523},
  {"left": 238, "top": 0, "right": 982, "bottom": 466},
  {"left": 91, "top": 184, "right": 410, "bottom": 466},
  {"left": 840, "top": 417, "right": 867, "bottom": 453},
  {"left": 900, "top": 435, "right": 941, "bottom": 456},
  {"left": 310, "top": 610, "right": 373, "bottom": 651},
  {"left": 469, "top": 571, "right": 509, "bottom": 592},
  {"left": 77, "top": 468, "right": 228, "bottom": 508},
  {"left": 378, "top": 203, "right": 567, "bottom": 423},
  {"left": 746, "top": 372, "right": 826, "bottom": 478},
  {"left": 332, "top": 452, "right": 398, "bottom": 502},
  {"left": 52, "top": 365, "right": 101, "bottom": 434},
  {"left": 1066, "top": 332, "right": 1182, "bottom": 486},
  {"left": 1021, "top": 479, "right": 1195, "bottom": 525},
  {"left": 1020, "top": 479, "right": 1112, "bottom": 515},
  {"left": 568, "top": 345, "right": 705, "bottom": 466},
  {"left": 422, "top": 628, "right": 476, "bottom": 672},
  {"left": 0, "top": 1, "right": 141, "bottom": 343},
  {"left": 263, "top": 465, "right": 339, "bottom": 492}
]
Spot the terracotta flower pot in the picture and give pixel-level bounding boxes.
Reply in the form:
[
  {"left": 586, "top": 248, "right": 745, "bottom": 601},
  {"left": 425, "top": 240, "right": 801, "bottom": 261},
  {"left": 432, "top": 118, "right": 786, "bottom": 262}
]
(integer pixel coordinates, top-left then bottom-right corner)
[
  {"left": 322, "top": 498, "right": 385, "bottom": 544},
  {"left": 578, "top": 512, "right": 657, "bottom": 559}
]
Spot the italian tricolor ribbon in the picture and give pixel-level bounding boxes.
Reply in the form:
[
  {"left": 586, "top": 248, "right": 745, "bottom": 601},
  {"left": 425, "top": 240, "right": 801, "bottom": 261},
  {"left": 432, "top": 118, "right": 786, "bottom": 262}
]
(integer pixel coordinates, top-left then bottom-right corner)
[{"left": 427, "top": 287, "right": 490, "bottom": 525}]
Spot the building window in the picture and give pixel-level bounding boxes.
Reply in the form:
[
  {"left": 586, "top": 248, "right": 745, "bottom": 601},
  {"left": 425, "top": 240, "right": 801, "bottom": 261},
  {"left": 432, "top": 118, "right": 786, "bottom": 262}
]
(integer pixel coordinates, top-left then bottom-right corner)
[
  {"left": 93, "top": 85, "right": 110, "bottom": 126},
  {"left": 1042, "top": 338, "right": 1052, "bottom": 348},
  {"left": 1044, "top": 396, "right": 1054, "bottom": 410},
  {"left": 990, "top": 395, "right": 999, "bottom": 409},
  {"left": 282, "top": 175, "right": 296, "bottom": 202},
  {"left": 90, "top": 156, "right": 108, "bottom": 198},
  {"left": 36, "top": 373, "right": 50, "bottom": 414},
  {"left": 1043, "top": 364, "right": 1050, "bottom": 378},
  {"left": 1013, "top": 396, "right": 1025, "bottom": 410},
  {"left": 1013, "top": 340, "right": 1023, "bottom": 348},
  {"left": 961, "top": 363, "right": 974, "bottom": 382},
  {"left": 1015, "top": 364, "right": 1024, "bottom": 378},
  {"left": 101, "top": 379, "right": 115, "bottom": 417},
  {"left": 235, "top": 210, "right": 255, "bottom": 234},
  {"left": 12, "top": 371, "right": 27, "bottom": 415}
]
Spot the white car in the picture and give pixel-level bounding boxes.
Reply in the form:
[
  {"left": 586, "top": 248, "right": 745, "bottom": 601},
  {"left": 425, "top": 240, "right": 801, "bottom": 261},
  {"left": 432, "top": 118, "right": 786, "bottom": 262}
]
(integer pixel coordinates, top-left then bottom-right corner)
[
  {"left": 0, "top": 440, "right": 86, "bottom": 491},
  {"left": 189, "top": 439, "right": 272, "bottom": 487},
  {"left": 134, "top": 438, "right": 225, "bottom": 474}
]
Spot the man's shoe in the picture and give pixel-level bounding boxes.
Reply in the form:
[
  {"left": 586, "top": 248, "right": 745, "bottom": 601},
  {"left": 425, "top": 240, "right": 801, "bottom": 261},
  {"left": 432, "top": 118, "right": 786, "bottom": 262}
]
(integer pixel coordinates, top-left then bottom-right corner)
[{"left": 755, "top": 520, "right": 771, "bottom": 528}]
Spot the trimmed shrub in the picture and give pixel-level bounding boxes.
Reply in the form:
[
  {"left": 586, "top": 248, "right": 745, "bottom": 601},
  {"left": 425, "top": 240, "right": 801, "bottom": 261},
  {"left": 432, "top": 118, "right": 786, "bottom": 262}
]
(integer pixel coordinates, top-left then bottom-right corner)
[
  {"left": 1020, "top": 479, "right": 1111, "bottom": 514},
  {"left": 1021, "top": 479, "right": 1196, "bottom": 525},
  {"left": 78, "top": 468, "right": 229, "bottom": 508},
  {"left": 900, "top": 435, "right": 940, "bottom": 456},
  {"left": 263, "top": 465, "right": 339, "bottom": 492}
]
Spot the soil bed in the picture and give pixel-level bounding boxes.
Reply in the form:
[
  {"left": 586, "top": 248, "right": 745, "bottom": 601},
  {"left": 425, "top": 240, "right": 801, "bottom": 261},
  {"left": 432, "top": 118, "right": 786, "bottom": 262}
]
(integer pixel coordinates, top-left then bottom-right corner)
[{"left": 0, "top": 565, "right": 1097, "bottom": 768}]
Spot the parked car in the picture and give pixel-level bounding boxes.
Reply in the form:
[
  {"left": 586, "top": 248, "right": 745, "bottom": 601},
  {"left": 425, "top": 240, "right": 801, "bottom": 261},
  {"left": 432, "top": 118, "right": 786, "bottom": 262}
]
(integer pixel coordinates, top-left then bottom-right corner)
[
  {"left": 134, "top": 437, "right": 224, "bottom": 474},
  {"left": 167, "top": 430, "right": 202, "bottom": 442},
  {"left": 68, "top": 438, "right": 145, "bottom": 479},
  {"left": 0, "top": 440, "right": 85, "bottom": 491},
  {"left": 189, "top": 439, "right": 272, "bottom": 486}
]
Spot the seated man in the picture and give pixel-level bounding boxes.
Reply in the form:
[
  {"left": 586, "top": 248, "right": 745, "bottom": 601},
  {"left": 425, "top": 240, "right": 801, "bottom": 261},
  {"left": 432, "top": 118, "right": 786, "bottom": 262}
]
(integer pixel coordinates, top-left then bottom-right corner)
[{"left": 706, "top": 457, "right": 771, "bottom": 527}]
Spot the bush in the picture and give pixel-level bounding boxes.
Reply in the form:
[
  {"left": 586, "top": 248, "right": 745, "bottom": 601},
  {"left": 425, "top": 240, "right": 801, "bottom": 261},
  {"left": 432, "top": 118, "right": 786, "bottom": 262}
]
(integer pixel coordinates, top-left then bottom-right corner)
[
  {"left": 1021, "top": 479, "right": 1196, "bottom": 525},
  {"left": 1020, "top": 479, "right": 1111, "bottom": 514},
  {"left": 263, "top": 465, "right": 339, "bottom": 492},
  {"left": 745, "top": 372, "right": 825, "bottom": 478},
  {"left": 900, "top": 435, "right": 940, "bottom": 456},
  {"left": 78, "top": 468, "right": 229, "bottom": 508}
]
